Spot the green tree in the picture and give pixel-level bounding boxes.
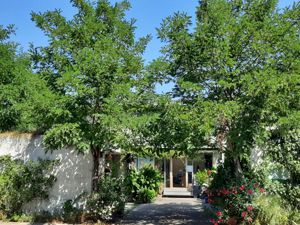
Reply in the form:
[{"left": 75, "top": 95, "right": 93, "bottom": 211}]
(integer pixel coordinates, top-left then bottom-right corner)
[
  {"left": 0, "top": 25, "right": 54, "bottom": 133},
  {"left": 30, "top": 0, "right": 150, "bottom": 191},
  {"left": 151, "top": 0, "right": 300, "bottom": 176}
]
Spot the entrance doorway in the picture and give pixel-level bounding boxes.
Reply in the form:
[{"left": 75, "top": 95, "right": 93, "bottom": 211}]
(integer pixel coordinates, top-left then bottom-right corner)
[{"left": 172, "top": 157, "right": 186, "bottom": 187}]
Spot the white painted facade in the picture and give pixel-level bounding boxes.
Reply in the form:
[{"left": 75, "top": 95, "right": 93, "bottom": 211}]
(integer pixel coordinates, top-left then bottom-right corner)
[
  {"left": 0, "top": 134, "right": 105, "bottom": 214},
  {"left": 0, "top": 134, "right": 288, "bottom": 213}
]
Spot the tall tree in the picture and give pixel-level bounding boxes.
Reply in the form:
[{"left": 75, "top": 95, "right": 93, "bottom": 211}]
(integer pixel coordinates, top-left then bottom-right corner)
[
  {"left": 152, "top": 0, "right": 300, "bottom": 176},
  {"left": 30, "top": 0, "right": 150, "bottom": 191}
]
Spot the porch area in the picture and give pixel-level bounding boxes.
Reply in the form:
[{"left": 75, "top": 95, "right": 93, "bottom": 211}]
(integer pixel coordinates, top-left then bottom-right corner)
[{"left": 136, "top": 151, "right": 222, "bottom": 197}]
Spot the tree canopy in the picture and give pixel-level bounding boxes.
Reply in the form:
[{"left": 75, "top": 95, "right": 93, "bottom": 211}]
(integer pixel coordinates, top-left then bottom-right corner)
[
  {"left": 30, "top": 0, "right": 151, "bottom": 190},
  {"left": 0, "top": 25, "right": 54, "bottom": 133},
  {"left": 148, "top": 0, "right": 300, "bottom": 175}
]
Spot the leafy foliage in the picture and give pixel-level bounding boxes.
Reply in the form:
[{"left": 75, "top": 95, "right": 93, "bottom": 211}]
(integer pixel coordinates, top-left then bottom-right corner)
[
  {"left": 194, "top": 167, "right": 215, "bottom": 187},
  {"left": 0, "top": 155, "right": 59, "bottom": 215},
  {"left": 151, "top": 0, "right": 300, "bottom": 176},
  {"left": 0, "top": 24, "right": 57, "bottom": 134},
  {"left": 124, "top": 164, "right": 163, "bottom": 203},
  {"left": 85, "top": 173, "right": 126, "bottom": 221},
  {"left": 30, "top": 0, "right": 151, "bottom": 191},
  {"left": 253, "top": 194, "right": 300, "bottom": 225},
  {"left": 205, "top": 162, "right": 266, "bottom": 223}
]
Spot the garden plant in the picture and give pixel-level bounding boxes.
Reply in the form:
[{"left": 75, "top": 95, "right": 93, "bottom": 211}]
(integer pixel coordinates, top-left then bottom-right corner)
[
  {"left": 85, "top": 156, "right": 126, "bottom": 222},
  {"left": 124, "top": 163, "right": 163, "bottom": 203},
  {"left": 0, "top": 155, "right": 59, "bottom": 218}
]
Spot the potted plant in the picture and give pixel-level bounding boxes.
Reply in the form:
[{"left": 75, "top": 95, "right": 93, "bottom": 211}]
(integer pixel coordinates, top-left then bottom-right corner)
[{"left": 158, "top": 183, "right": 164, "bottom": 195}]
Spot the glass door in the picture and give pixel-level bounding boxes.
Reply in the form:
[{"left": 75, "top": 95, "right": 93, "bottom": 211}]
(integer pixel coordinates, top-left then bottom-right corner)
[
  {"left": 164, "top": 158, "right": 170, "bottom": 188},
  {"left": 187, "top": 157, "right": 193, "bottom": 188}
]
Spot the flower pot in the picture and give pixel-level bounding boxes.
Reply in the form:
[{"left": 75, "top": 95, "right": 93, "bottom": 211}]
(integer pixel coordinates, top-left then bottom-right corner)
[
  {"left": 227, "top": 215, "right": 237, "bottom": 225},
  {"left": 159, "top": 186, "right": 164, "bottom": 195}
]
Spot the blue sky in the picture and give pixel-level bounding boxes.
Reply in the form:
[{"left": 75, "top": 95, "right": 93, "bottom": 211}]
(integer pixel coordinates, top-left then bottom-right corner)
[{"left": 0, "top": 0, "right": 297, "bottom": 93}]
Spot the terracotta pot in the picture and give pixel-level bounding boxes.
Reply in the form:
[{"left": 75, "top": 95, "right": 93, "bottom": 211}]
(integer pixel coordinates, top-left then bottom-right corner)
[
  {"left": 227, "top": 215, "right": 237, "bottom": 225},
  {"left": 159, "top": 184, "right": 164, "bottom": 195}
]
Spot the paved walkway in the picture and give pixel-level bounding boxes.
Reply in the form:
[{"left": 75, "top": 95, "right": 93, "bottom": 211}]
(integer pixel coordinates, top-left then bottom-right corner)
[{"left": 117, "top": 197, "right": 211, "bottom": 225}]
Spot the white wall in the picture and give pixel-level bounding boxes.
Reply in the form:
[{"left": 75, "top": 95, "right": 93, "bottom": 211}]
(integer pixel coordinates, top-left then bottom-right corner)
[
  {"left": 250, "top": 145, "right": 265, "bottom": 168},
  {"left": 0, "top": 134, "right": 105, "bottom": 214}
]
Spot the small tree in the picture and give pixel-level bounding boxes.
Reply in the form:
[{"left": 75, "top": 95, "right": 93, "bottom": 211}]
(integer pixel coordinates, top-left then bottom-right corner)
[{"left": 30, "top": 0, "right": 150, "bottom": 191}]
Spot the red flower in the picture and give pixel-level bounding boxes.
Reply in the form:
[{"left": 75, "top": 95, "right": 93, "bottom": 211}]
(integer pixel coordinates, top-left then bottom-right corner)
[
  {"left": 249, "top": 190, "right": 253, "bottom": 195},
  {"left": 239, "top": 185, "right": 245, "bottom": 190},
  {"left": 208, "top": 170, "right": 212, "bottom": 175},
  {"left": 255, "top": 184, "right": 259, "bottom": 187},
  {"left": 261, "top": 188, "right": 264, "bottom": 193},
  {"left": 249, "top": 217, "right": 252, "bottom": 221},
  {"left": 242, "top": 212, "right": 248, "bottom": 218},
  {"left": 247, "top": 205, "right": 252, "bottom": 211},
  {"left": 109, "top": 155, "right": 113, "bottom": 159},
  {"left": 218, "top": 193, "right": 221, "bottom": 196},
  {"left": 234, "top": 190, "right": 237, "bottom": 194},
  {"left": 216, "top": 211, "right": 222, "bottom": 216}
]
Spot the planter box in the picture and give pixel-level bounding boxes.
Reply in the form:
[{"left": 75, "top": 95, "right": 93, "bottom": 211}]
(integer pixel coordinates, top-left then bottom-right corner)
[{"left": 193, "top": 185, "right": 199, "bottom": 198}]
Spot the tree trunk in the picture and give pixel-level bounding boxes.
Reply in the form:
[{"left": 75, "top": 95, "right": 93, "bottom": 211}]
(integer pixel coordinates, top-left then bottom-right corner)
[
  {"left": 90, "top": 145, "right": 102, "bottom": 192},
  {"left": 93, "top": 156, "right": 100, "bottom": 192},
  {"left": 227, "top": 139, "right": 242, "bottom": 178},
  {"left": 232, "top": 157, "right": 242, "bottom": 178}
]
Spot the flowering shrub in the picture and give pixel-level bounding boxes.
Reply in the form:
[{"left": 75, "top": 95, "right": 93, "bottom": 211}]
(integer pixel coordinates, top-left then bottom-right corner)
[
  {"left": 85, "top": 173, "right": 126, "bottom": 221},
  {"left": 205, "top": 182, "right": 263, "bottom": 223},
  {"left": 204, "top": 160, "right": 300, "bottom": 224}
]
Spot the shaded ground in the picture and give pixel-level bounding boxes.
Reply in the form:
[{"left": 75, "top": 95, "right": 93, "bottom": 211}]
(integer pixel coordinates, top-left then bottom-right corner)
[{"left": 117, "top": 197, "right": 211, "bottom": 225}]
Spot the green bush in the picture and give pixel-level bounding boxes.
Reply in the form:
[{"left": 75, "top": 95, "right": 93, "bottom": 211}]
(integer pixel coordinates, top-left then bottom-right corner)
[
  {"left": 204, "top": 162, "right": 266, "bottom": 223},
  {"left": 253, "top": 194, "right": 300, "bottom": 225},
  {"left": 136, "top": 188, "right": 156, "bottom": 204},
  {"left": 0, "top": 155, "right": 59, "bottom": 216},
  {"left": 124, "top": 164, "right": 163, "bottom": 203},
  {"left": 85, "top": 173, "right": 126, "bottom": 221},
  {"left": 205, "top": 161, "right": 300, "bottom": 224},
  {"left": 194, "top": 167, "right": 215, "bottom": 187},
  {"left": 85, "top": 158, "right": 126, "bottom": 221}
]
